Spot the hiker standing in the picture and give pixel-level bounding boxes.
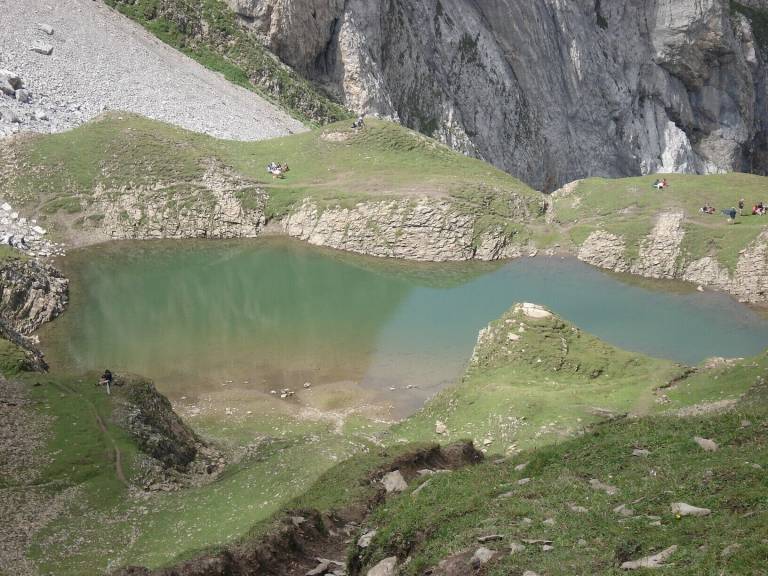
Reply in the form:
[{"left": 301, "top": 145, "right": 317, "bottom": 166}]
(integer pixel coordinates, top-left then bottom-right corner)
[
  {"left": 99, "top": 369, "right": 113, "bottom": 395},
  {"left": 738, "top": 198, "right": 745, "bottom": 216}
]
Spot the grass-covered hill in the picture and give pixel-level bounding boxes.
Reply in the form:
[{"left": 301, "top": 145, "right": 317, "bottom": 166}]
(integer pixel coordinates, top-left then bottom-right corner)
[
  {"left": 4, "top": 304, "right": 765, "bottom": 574},
  {"left": 554, "top": 175, "right": 768, "bottom": 273},
  {"left": 3, "top": 112, "right": 767, "bottom": 286},
  {"left": 0, "top": 113, "right": 542, "bottom": 239}
]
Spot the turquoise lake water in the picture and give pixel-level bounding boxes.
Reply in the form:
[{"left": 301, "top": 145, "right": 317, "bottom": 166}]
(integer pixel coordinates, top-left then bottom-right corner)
[{"left": 41, "top": 238, "right": 768, "bottom": 415}]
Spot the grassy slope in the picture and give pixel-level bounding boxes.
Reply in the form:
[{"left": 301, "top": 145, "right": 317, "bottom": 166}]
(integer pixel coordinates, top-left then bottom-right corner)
[
  {"left": 4, "top": 113, "right": 766, "bottom": 275},
  {"left": 361, "top": 376, "right": 768, "bottom": 576},
  {"left": 103, "top": 0, "right": 349, "bottom": 125},
  {"left": 350, "top": 308, "right": 768, "bottom": 575},
  {"left": 558, "top": 175, "right": 768, "bottom": 271},
  {"left": 1, "top": 114, "right": 542, "bottom": 237}
]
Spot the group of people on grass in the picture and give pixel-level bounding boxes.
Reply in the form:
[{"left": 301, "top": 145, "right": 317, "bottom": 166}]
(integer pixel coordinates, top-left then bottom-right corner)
[
  {"left": 699, "top": 198, "right": 766, "bottom": 221},
  {"left": 266, "top": 161, "right": 290, "bottom": 179},
  {"left": 652, "top": 178, "right": 669, "bottom": 190}
]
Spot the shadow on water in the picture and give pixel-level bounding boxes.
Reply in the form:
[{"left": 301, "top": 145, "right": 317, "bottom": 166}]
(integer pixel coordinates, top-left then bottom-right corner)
[{"left": 40, "top": 237, "right": 768, "bottom": 416}]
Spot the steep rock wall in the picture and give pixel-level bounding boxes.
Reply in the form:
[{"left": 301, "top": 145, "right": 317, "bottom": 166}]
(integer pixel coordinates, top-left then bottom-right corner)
[
  {"left": 577, "top": 213, "right": 768, "bottom": 303},
  {"left": 0, "top": 259, "right": 68, "bottom": 336},
  {"left": 245, "top": 0, "right": 768, "bottom": 189},
  {"left": 282, "top": 197, "right": 528, "bottom": 261}
]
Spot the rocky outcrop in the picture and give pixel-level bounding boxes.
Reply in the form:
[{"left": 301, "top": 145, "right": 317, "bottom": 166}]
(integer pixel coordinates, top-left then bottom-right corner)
[
  {"left": 92, "top": 161, "right": 268, "bottom": 241},
  {"left": 576, "top": 212, "right": 768, "bottom": 303},
  {"left": 282, "top": 197, "right": 527, "bottom": 262},
  {"left": 578, "top": 231, "right": 630, "bottom": 273},
  {"left": 731, "top": 229, "right": 768, "bottom": 302},
  {"left": 248, "top": 0, "right": 768, "bottom": 189},
  {"left": 112, "top": 376, "right": 201, "bottom": 470},
  {"left": 631, "top": 212, "right": 685, "bottom": 279},
  {"left": 0, "top": 258, "right": 68, "bottom": 335}
]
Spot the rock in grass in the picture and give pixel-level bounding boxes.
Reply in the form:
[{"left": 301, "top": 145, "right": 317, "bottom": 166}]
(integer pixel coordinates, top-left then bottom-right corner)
[
  {"left": 632, "top": 448, "right": 651, "bottom": 457},
  {"left": 470, "top": 547, "right": 496, "bottom": 567},
  {"left": 523, "top": 571, "right": 541, "bottom": 576},
  {"left": 30, "top": 43, "right": 54, "bottom": 55},
  {"left": 517, "top": 477, "right": 531, "bottom": 485},
  {"left": 613, "top": 504, "right": 634, "bottom": 517},
  {"left": 509, "top": 542, "right": 526, "bottom": 554},
  {"left": 367, "top": 557, "right": 397, "bottom": 576},
  {"left": 358, "top": 530, "right": 377, "bottom": 548},
  {"left": 620, "top": 545, "right": 678, "bottom": 570},
  {"left": 671, "top": 502, "right": 711, "bottom": 517},
  {"left": 569, "top": 504, "right": 589, "bottom": 513},
  {"left": 381, "top": 470, "right": 407, "bottom": 493},
  {"left": 693, "top": 437, "right": 719, "bottom": 452},
  {"left": 721, "top": 543, "right": 741, "bottom": 558},
  {"left": 477, "top": 534, "right": 504, "bottom": 543},
  {"left": 589, "top": 478, "right": 619, "bottom": 495},
  {"left": 514, "top": 462, "right": 529, "bottom": 471}
]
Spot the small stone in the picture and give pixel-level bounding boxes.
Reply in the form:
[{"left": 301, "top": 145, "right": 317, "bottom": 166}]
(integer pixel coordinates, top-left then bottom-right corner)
[
  {"left": 307, "top": 560, "right": 331, "bottom": 576},
  {"left": 517, "top": 477, "right": 531, "bottom": 486},
  {"left": 291, "top": 516, "right": 306, "bottom": 526},
  {"left": 542, "top": 544, "right": 554, "bottom": 552},
  {"left": 514, "top": 462, "right": 529, "bottom": 471},
  {"left": 381, "top": 470, "right": 408, "bottom": 493},
  {"left": 632, "top": 448, "right": 651, "bottom": 457},
  {"left": 620, "top": 545, "right": 678, "bottom": 570},
  {"left": 542, "top": 518, "right": 556, "bottom": 525},
  {"left": 31, "top": 43, "right": 54, "bottom": 55},
  {"left": 613, "top": 504, "right": 634, "bottom": 517},
  {"left": 569, "top": 504, "right": 589, "bottom": 513},
  {"left": 358, "top": 530, "right": 377, "bottom": 548},
  {"left": 589, "top": 478, "right": 618, "bottom": 495},
  {"left": 523, "top": 572, "right": 540, "bottom": 576},
  {"left": 15, "top": 89, "right": 30, "bottom": 104},
  {"left": 671, "top": 502, "right": 711, "bottom": 517},
  {"left": 577, "top": 538, "right": 588, "bottom": 547},
  {"left": 721, "top": 543, "right": 741, "bottom": 558},
  {"left": 477, "top": 534, "right": 504, "bottom": 543},
  {"left": 435, "top": 420, "right": 447, "bottom": 435},
  {"left": 509, "top": 542, "right": 526, "bottom": 554},
  {"left": 693, "top": 437, "right": 718, "bottom": 452},
  {"left": 483, "top": 438, "right": 493, "bottom": 446},
  {"left": 740, "top": 420, "right": 752, "bottom": 428},
  {"left": 367, "top": 557, "right": 397, "bottom": 576},
  {"left": 470, "top": 547, "right": 495, "bottom": 567},
  {"left": 0, "top": 108, "right": 20, "bottom": 123},
  {"left": 37, "top": 23, "right": 54, "bottom": 35}
]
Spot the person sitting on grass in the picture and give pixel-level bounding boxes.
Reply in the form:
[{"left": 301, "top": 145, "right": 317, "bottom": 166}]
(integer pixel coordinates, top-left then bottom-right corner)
[
  {"left": 700, "top": 203, "right": 716, "bottom": 214},
  {"left": 99, "top": 369, "right": 113, "bottom": 395},
  {"left": 352, "top": 115, "right": 365, "bottom": 129}
]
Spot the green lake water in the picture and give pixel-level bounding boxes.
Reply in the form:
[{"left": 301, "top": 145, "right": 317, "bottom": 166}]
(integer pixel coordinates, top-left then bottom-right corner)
[{"left": 41, "top": 238, "right": 768, "bottom": 416}]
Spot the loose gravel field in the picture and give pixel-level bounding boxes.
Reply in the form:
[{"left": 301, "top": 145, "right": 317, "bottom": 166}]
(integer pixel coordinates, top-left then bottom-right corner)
[{"left": 0, "top": 0, "right": 306, "bottom": 140}]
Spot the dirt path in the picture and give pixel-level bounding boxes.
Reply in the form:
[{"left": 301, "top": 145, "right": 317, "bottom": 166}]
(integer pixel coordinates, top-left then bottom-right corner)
[{"left": 58, "top": 380, "right": 129, "bottom": 487}]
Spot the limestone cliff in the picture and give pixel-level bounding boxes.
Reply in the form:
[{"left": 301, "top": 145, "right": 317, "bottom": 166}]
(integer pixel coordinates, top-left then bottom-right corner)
[
  {"left": 577, "top": 213, "right": 768, "bottom": 303},
  {"left": 237, "top": 0, "right": 768, "bottom": 189},
  {"left": 282, "top": 197, "right": 532, "bottom": 262},
  {"left": 0, "top": 259, "right": 68, "bottom": 336}
]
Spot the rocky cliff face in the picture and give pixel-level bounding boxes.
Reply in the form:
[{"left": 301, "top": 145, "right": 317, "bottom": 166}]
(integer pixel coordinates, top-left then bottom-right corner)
[
  {"left": 578, "top": 213, "right": 768, "bottom": 303},
  {"left": 88, "top": 161, "right": 268, "bottom": 242},
  {"left": 282, "top": 197, "right": 532, "bottom": 262},
  {"left": 0, "top": 259, "right": 68, "bottom": 335},
  {"left": 240, "top": 0, "right": 768, "bottom": 189}
]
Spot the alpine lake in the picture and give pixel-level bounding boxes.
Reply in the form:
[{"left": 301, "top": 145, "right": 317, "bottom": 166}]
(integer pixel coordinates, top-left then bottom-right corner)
[{"left": 40, "top": 237, "right": 768, "bottom": 421}]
